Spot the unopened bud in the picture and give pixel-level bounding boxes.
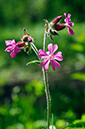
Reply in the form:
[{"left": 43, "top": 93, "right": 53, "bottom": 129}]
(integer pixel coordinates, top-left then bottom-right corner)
[
  {"left": 21, "top": 35, "right": 28, "bottom": 42},
  {"left": 28, "top": 37, "right": 34, "bottom": 42},
  {"left": 21, "top": 34, "right": 34, "bottom": 42},
  {"left": 52, "top": 16, "right": 62, "bottom": 25},
  {"left": 54, "top": 24, "right": 66, "bottom": 31},
  {"left": 17, "top": 41, "right": 25, "bottom": 47}
]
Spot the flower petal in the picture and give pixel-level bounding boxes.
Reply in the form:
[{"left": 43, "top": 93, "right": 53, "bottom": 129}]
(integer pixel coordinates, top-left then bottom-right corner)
[
  {"left": 40, "top": 59, "right": 48, "bottom": 67},
  {"left": 64, "top": 13, "right": 66, "bottom": 17},
  {"left": 10, "top": 50, "right": 16, "bottom": 58},
  {"left": 38, "top": 49, "right": 48, "bottom": 58},
  {"left": 44, "top": 60, "right": 50, "bottom": 70},
  {"left": 54, "top": 52, "right": 63, "bottom": 61},
  {"left": 69, "top": 22, "right": 74, "bottom": 27},
  {"left": 68, "top": 14, "right": 71, "bottom": 19},
  {"left": 15, "top": 45, "right": 21, "bottom": 53},
  {"left": 53, "top": 60, "right": 61, "bottom": 68},
  {"left": 5, "top": 39, "right": 16, "bottom": 46},
  {"left": 10, "top": 46, "right": 21, "bottom": 58},
  {"left": 67, "top": 27, "right": 74, "bottom": 36},
  {"left": 48, "top": 43, "right": 53, "bottom": 54},
  {"left": 5, "top": 40, "right": 12, "bottom": 46},
  {"left": 50, "top": 60, "right": 56, "bottom": 71},
  {"left": 52, "top": 44, "right": 58, "bottom": 54},
  {"left": 5, "top": 46, "right": 14, "bottom": 52}
]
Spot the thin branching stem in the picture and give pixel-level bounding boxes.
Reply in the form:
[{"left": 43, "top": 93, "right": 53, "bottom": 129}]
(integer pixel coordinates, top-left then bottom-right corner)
[{"left": 31, "top": 42, "right": 38, "bottom": 56}]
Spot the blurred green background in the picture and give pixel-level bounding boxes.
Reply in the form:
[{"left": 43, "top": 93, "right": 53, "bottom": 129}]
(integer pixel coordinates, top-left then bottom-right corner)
[{"left": 0, "top": 0, "right": 85, "bottom": 129}]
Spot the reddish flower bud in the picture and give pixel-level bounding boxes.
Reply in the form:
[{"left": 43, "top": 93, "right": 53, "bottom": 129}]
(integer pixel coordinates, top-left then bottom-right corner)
[
  {"left": 54, "top": 24, "right": 66, "bottom": 31},
  {"left": 17, "top": 41, "right": 25, "bottom": 47},
  {"left": 52, "top": 16, "right": 62, "bottom": 25}
]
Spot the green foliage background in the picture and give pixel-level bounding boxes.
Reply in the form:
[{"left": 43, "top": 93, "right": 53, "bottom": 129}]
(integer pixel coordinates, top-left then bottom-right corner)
[{"left": 0, "top": 0, "right": 85, "bottom": 129}]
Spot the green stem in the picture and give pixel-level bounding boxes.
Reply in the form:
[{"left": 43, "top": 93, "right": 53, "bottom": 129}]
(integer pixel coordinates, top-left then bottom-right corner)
[
  {"left": 43, "top": 32, "right": 47, "bottom": 51},
  {"left": 43, "top": 24, "right": 51, "bottom": 129},
  {"left": 42, "top": 68, "right": 51, "bottom": 129},
  {"left": 31, "top": 42, "right": 38, "bottom": 56}
]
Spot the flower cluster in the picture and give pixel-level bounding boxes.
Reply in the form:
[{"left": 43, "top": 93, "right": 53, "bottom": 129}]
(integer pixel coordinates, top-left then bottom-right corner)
[
  {"left": 5, "top": 13, "right": 74, "bottom": 71},
  {"left": 5, "top": 28, "right": 34, "bottom": 58},
  {"left": 46, "top": 13, "right": 74, "bottom": 39}
]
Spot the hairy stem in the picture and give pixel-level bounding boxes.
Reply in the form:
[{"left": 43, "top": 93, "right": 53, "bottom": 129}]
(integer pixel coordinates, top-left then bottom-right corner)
[
  {"left": 42, "top": 68, "right": 51, "bottom": 129},
  {"left": 43, "top": 24, "right": 51, "bottom": 129},
  {"left": 43, "top": 32, "right": 47, "bottom": 51},
  {"left": 31, "top": 42, "right": 38, "bottom": 56}
]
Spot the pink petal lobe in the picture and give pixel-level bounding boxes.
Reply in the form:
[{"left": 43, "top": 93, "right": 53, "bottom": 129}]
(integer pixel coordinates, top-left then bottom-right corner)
[
  {"left": 50, "top": 60, "right": 56, "bottom": 71},
  {"left": 10, "top": 46, "right": 21, "bottom": 58},
  {"left": 68, "top": 14, "right": 71, "bottom": 18},
  {"left": 15, "top": 45, "right": 21, "bottom": 53},
  {"left": 5, "top": 40, "right": 12, "bottom": 46},
  {"left": 48, "top": 43, "right": 53, "bottom": 54},
  {"left": 53, "top": 60, "right": 61, "bottom": 68},
  {"left": 67, "top": 27, "right": 74, "bottom": 35},
  {"left": 64, "top": 13, "right": 66, "bottom": 17},
  {"left": 44, "top": 60, "right": 50, "bottom": 70},
  {"left": 52, "top": 44, "right": 58, "bottom": 54},
  {"left": 10, "top": 50, "right": 16, "bottom": 58},
  {"left": 5, "top": 46, "right": 14, "bottom": 52},
  {"left": 5, "top": 39, "right": 16, "bottom": 46},
  {"left": 54, "top": 52, "right": 63, "bottom": 61},
  {"left": 38, "top": 49, "right": 48, "bottom": 58},
  {"left": 40, "top": 59, "right": 48, "bottom": 67},
  {"left": 69, "top": 22, "right": 74, "bottom": 27},
  {"left": 54, "top": 51, "right": 62, "bottom": 56}
]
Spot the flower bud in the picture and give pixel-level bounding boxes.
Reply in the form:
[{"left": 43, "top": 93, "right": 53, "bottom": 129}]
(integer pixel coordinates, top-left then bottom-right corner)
[
  {"left": 21, "top": 35, "right": 28, "bottom": 42},
  {"left": 17, "top": 41, "right": 25, "bottom": 48},
  {"left": 28, "top": 37, "right": 34, "bottom": 42},
  {"left": 54, "top": 24, "right": 66, "bottom": 31},
  {"left": 52, "top": 16, "right": 62, "bottom": 25}
]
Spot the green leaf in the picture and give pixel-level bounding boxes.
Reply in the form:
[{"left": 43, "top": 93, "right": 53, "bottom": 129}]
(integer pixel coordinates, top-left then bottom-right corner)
[
  {"left": 71, "top": 73, "right": 85, "bottom": 81},
  {"left": 26, "top": 60, "right": 40, "bottom": 66},
  {"left": 70, "top": 44, "right": 84, "bottom": 52},
  {"left": 63, "top": 120, "right": 85, "bottom": 129}
]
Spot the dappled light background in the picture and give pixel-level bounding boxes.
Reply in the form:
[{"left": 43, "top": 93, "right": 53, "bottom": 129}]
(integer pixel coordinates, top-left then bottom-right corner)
[{"left": 0, "top": 0, "right": 85, "bottom": 129}]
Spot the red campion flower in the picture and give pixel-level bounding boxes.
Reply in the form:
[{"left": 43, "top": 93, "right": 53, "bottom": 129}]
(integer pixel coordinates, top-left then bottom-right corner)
[
  {"left": 38, "top": 43, "right": 63, "bottom": 71},
  {"left": 5, "top": 39, "right": 21, "bottom": 58}
]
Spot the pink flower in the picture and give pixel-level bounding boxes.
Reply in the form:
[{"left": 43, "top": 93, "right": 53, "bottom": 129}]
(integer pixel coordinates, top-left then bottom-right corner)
[
  {"left": 5, "top": 39, "right": 21, "bottom": 58},
  {"left": 38, "top": 43, "right": 63, "bottom": 71},
  {"left": 64, "top": 13, "right": 74, "bottom": 36}
]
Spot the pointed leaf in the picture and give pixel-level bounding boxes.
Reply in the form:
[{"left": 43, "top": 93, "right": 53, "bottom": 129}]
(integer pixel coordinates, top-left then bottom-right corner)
[{"left": 26, "top": 60, "right": 40, "bottom": 66}]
